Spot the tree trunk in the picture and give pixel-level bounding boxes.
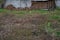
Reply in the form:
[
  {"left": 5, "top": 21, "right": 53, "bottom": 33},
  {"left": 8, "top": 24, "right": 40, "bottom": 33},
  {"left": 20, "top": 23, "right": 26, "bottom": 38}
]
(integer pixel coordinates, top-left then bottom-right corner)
[
  {"left": 0, "top": 0, "right": 5, "bottom": 8},
  {"left": 0, "top": 4, "right": 1, "bottom": 8}
]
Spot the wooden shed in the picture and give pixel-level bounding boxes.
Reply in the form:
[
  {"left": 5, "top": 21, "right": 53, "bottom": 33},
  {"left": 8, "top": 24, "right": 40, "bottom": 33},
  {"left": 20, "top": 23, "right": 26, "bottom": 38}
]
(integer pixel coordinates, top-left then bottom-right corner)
[
  {"left": 4, "top": 0, "right": 55, "bottom": 10},
  {"left": 31, "top": 0, "right": 55, "bottom": 10}
]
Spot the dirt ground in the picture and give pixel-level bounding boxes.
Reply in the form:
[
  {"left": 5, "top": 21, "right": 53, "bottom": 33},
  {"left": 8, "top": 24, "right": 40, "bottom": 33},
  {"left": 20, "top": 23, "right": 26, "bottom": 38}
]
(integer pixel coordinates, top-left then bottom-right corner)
[{"left": 0, "top": 13, "right": 60, "bottom": 40}]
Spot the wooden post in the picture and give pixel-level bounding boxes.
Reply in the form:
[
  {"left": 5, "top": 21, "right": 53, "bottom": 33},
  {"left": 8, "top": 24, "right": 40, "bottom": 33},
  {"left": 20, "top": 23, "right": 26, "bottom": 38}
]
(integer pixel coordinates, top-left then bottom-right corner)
[{"left": 48, "top": 0, "right": 55, "bottom": 11}]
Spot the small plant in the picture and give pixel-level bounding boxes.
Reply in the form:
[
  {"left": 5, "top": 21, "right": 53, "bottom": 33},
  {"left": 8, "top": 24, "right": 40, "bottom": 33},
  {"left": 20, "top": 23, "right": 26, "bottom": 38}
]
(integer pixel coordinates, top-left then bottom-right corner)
[
  {"left": 45, "top": 22, "right": 56, "bottom": 35},
  {"left": 56, "top": 31, "right": 60, "bottom": 37}
]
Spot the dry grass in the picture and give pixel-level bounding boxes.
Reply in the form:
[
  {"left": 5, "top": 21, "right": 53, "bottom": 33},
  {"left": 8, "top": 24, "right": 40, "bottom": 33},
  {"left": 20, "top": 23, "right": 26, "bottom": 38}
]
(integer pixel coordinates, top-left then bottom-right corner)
[{"left": 0, "top": 9, "right": 60, "bottom": 40}]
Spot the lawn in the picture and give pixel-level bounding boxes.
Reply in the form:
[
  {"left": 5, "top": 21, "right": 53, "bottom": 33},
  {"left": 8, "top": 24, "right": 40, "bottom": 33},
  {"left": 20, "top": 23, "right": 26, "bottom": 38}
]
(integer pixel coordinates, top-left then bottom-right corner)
[{"left": 0, "top": 8, "right": 60, "bottom": 40}]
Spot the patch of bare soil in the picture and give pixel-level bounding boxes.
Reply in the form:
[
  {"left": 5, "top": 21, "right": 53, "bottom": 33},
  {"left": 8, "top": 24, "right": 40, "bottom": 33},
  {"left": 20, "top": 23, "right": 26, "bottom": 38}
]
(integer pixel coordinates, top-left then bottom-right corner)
[{"left": 0, "top": 13, "right": 59, "bottom": 40}]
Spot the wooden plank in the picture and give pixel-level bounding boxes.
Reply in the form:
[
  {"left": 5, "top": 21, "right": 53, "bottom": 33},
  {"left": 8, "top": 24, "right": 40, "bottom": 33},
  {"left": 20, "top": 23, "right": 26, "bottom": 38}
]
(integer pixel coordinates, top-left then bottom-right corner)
[{"left": 31, "top": 1, "right": 55, "bottom": 9}]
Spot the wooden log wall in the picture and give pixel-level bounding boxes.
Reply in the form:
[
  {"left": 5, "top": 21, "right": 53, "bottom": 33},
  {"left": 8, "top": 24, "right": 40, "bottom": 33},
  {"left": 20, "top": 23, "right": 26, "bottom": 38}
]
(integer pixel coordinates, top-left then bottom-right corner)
[{"left": 31, "top": 0, "right": 55, "bottom": 9}]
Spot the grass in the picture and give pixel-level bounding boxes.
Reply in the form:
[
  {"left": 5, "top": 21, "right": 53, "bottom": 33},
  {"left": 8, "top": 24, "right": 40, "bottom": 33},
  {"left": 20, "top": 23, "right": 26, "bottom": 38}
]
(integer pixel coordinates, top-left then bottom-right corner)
[
  {"left": 0, "top": 9, "right": 48, "bottom": 18},
  {"left": 0, "top": 8, "right": 60, "bottom": 40},
  {"left": 56, "top": 31, "right": 60, "bottom": 37},
  {"left": 0, "top": 9, "right": 48, "bottom": 14}
]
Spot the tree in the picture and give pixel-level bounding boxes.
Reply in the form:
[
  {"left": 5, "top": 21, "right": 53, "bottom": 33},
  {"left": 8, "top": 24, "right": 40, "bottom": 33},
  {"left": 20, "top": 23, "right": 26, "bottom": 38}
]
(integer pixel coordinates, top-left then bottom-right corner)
[{"left": 0, "top": 0, "right": 6, "bottom": 8}]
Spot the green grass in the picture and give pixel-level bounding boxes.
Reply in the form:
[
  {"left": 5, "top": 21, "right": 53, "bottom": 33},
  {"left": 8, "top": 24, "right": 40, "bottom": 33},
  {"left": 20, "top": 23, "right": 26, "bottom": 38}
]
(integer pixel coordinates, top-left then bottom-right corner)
[
  {"left": 0, "top": 9, "right": 48, "bottom": 15},
  {"left": 56, "top": 31, "right": 60, "bottom": 37},
  {"left": 0, "top": 9, "right": 49, "bottom": 18}
]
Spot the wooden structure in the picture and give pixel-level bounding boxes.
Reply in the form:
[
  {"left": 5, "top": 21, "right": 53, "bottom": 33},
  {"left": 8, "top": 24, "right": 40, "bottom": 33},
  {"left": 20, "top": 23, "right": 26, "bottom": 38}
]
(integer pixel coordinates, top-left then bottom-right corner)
[
  {"left": 31, "top": 0, "right": 55, "bottom": 10},
  {"left": 4, "top": 0, "right": 55, "bottom": 10}
]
